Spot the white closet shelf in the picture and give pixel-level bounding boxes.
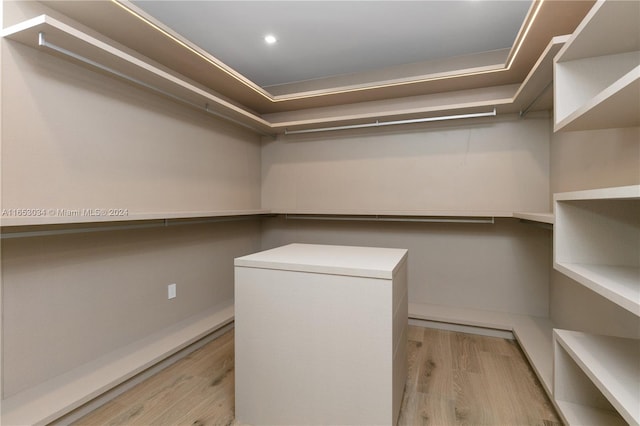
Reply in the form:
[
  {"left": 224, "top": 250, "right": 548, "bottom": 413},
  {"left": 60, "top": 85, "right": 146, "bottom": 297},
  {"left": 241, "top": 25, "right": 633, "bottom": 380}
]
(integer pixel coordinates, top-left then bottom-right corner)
[
  {"left": 554, "top": 184, "right": 640, "bottom": 202},
  {"left": 555, "top": 400, "right": 627, "bottom": 426},
  {"left": 267, "top": 93, "right": 513, "bottom": 132},
  {"left": 274, "top": 208, "right": 511, "bottom": 218},
  {"left": 0, "top": 209, "right": 272, "bottom": 228},
  {"left": 555, "top": 0, "right": 640, "bottom": 63},
  {"left": 554, "top": 65, "right": 640, "bottom": 132},
  {"left": 554, "top": 185, "right": 640, "bottom": 317},
  {"left": 554, "top": 329, "right": 640, "bottom": 425},
  {"left": 554, "top": 0, "right": 640, "bottom": 132},
  {"left": 408, "top": 302, "right": 555, "bottom": 396},
  {"left": 512, "top": 212, "right": 555, "bottom": 224},
  {"left": 1, "top": 301, "right": 234, "bottom": 426},
  {"left": 554, "top": 262, "right": 640, "bottom": 316},
  {"left": 0, "top": 15, "right": 274, "bottom": 135}
]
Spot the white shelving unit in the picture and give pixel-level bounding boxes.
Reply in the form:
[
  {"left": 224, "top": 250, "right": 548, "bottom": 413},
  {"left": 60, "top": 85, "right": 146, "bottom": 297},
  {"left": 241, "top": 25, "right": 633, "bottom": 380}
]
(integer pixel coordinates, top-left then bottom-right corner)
[
  {"left": 554, "top": 185, "right": 640, "bottom": 424},
  {"left": 554, "top": 185, "right": 640, "bottom": 316},
  {"left": 553, "top": 329, "right": 639, "bottom": 426},
  {"left": 554, "top": 0, "right": 640, "bottom": 132},
  {"left": 551, "top": 2, "right": 640, "bottom": 424}
]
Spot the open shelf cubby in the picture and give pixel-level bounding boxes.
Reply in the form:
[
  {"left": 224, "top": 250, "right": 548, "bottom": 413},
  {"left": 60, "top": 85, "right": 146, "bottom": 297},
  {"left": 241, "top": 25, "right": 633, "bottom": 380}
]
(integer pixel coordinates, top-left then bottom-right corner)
[
  {"left": 553, "top": 0, "right": 640, "bottom": 132},
  {"left": 554, "top": 185, "right": 640, "bottom": 317},
  {"left": 553, "top": 329, "right": 639, "bottom": 425}
]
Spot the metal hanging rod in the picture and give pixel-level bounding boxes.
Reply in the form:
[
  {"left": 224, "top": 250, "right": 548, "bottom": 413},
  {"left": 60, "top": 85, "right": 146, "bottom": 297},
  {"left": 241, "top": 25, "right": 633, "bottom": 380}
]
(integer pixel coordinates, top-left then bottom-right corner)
[
  {"left": 37, "top": 32, "right": 275, "bottom": 137},
  {"left": 519, "top": 81, "right": 553, "bottom": 118},
  {"left": 0, "top": 214, "right": 268, "bottom": 239},
  {"left": 283, "top": 214, "right": 495, "bottom": 224},
  {"left": 284, "top": 108, "right": 497, "bottom": 135}
]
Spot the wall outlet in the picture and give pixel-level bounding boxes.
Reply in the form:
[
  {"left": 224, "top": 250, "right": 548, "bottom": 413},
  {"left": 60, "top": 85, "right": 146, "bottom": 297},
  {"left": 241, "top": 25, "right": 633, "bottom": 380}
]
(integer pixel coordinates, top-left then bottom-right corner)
[{"left": 168, "top": 283, "right": 177, "bottom": 299}]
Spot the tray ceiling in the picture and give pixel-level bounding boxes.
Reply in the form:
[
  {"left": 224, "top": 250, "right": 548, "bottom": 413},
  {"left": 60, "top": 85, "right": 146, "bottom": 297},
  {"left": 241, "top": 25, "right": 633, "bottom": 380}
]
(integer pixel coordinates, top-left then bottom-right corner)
[
  {"left": 38, "top": 0, "right": 595, "bottom": 114},
  {"left": 131, "top": 1, "right": 532, "bottom": 88}
]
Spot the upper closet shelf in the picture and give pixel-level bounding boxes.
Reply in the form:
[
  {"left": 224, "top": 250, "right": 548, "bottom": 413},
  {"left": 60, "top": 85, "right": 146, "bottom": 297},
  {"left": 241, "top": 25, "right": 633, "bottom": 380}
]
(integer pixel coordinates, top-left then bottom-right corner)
[
  {"left": 554, "top": 0, "right": 640, "bottom": 132},
  {"left": 1, "top": 15, "right": 274, "bottom": 136},
  {"left": 267, "top": 36, "right": 568, "bottom": 133},
  {"left": 555, "top": 0, "right": 640, "bottom": 62},
  {"left": 554, "top": 185, "right": 640, "bottom": 202},
  {"left": 555, "top": 63, "right": 639, "bottom": 132},
  {"left": 2, "top": 14, "right": 566, "bottom": 136}
]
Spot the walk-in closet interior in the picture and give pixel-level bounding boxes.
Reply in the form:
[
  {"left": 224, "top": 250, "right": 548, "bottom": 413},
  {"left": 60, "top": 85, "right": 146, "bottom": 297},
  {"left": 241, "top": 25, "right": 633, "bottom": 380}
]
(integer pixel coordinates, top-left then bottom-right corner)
[{"left": 1, "top": 0, "right": 638, "bottom": 424}]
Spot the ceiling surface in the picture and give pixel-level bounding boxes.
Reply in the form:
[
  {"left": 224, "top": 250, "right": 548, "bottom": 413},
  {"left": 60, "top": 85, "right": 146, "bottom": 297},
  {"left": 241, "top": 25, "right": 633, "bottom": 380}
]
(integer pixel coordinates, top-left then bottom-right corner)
[{"left": 131, "top": 1, "right": 533, "bottom": 88}]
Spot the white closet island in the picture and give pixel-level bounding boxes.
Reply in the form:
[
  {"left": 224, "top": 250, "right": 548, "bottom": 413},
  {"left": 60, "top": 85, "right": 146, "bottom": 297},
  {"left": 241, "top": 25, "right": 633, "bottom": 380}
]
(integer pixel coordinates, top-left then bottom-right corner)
[{"left": 234, "top": 243, "right": 408, "bottom": 426}]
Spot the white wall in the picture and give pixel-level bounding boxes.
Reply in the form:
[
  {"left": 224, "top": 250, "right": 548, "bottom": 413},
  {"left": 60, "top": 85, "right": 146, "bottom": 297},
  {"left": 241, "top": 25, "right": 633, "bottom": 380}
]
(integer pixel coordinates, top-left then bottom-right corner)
[
  {"left": 1, "top": 0, "right": 263, "bottom": 398},
  {"left": 262, "top": 115, "right": 551, "bottom": 214},
  {"left": 1, "top": 40, "right": 261, "bottom": 213},
  {"left": 261, "top": 217, "right": 552, "bottom": 318},
  {"left": 2, "top": 221, "right": 261, "bottom": 397},
  {"left": 550, "top": 126, "right": 640, "bottom": 196},
  {"left": 260, "top": 115, "right": 553, "bottom": 321}
]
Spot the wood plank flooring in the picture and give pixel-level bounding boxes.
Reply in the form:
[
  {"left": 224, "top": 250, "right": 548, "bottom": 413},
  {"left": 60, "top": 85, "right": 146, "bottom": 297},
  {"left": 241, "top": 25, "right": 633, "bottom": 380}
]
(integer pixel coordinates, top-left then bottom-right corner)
[{"left": 74, "top": 326, "right": 561, "bottom": 425}]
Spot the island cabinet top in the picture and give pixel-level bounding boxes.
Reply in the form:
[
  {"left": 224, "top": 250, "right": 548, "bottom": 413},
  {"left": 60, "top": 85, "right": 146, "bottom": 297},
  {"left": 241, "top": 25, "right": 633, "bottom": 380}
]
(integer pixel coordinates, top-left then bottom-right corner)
[{"left": 235, "top": 243, "right": 408, "bottom": 279}]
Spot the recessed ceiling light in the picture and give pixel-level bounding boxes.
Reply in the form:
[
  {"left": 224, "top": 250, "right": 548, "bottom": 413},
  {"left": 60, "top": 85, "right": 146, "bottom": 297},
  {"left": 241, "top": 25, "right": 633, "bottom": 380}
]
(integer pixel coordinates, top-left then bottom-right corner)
[{"left": 264, "top": 34, "right": 277, "bottom": 44}]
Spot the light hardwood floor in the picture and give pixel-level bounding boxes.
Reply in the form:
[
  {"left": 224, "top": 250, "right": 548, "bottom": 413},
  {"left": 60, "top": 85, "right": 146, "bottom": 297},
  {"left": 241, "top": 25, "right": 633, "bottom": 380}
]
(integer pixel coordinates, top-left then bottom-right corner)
[{"left": 75, "top": 326, "right": 561, "bottom": 425}]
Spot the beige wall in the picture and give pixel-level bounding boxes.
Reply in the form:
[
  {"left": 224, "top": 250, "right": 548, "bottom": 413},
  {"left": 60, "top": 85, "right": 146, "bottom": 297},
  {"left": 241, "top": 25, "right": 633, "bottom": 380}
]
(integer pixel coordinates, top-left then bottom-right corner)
[
  {"left": 549, "top": 126, "right": 640, "bottom": 339},
  {"left": 550, "top": 271, "right": 640, "bottom": 339},
  {"left": 262, "top": 115, "right": 551, "bottom": 214},
  {"left": 550, "top": 126, "right": 640, "bottom": 196},
  {"left": 3, "top": 0, "right": 637, "bottom": 409},
  {"left": 1, "top": 0, "right": 263, "bottom": 399},
  {"left": 260, "top": 115, "right": 553, "bottom": 319},
  {"left": 1, "top": 40, "right": 261, "bottom": 213},
  {"left": 2, "top": 221, "right": 261, "bottom": 397},
  {"left": 261, "top": 217, "right": 552, "bottom": 318}
]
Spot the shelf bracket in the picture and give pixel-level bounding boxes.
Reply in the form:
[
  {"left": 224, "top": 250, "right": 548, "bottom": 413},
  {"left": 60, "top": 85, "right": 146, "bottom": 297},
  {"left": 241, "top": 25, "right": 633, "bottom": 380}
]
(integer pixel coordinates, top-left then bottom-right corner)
[{"left": 519, "top": 81, "right": 553, "bottom": 118}]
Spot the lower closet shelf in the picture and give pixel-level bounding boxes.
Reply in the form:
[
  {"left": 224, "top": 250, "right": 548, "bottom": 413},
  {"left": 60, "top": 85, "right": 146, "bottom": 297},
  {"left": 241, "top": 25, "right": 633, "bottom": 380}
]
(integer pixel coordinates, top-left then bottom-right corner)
[
  {"left": 553, "top": 329, "right": 639, "bottom": 426},
  {"left": 408, "top": 302, "right": 555, "bottom": 395},
  {"left": 555, "top": 400, "right": 627, "bottom": 426},
  {"left": 1, "top": 301, "right": 234, "bottom": 426}
]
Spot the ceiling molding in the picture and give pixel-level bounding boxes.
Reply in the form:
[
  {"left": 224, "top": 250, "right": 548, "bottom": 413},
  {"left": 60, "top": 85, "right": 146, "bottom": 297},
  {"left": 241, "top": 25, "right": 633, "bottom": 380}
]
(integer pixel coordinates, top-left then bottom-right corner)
[{"left": 40, "top": 0, "right": 594, "bottom": 114}]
